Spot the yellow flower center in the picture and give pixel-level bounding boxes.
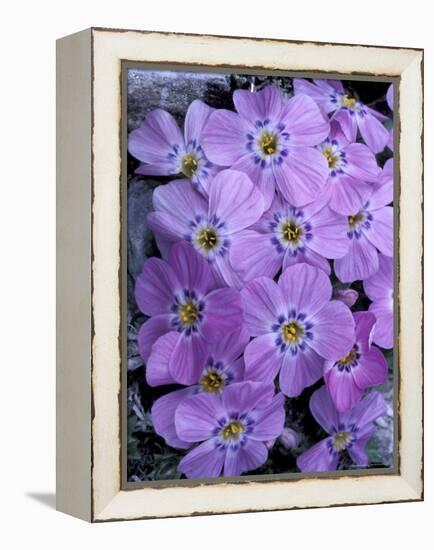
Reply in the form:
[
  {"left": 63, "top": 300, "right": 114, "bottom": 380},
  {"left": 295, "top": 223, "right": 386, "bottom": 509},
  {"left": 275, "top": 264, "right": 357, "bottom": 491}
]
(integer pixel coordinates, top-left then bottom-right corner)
[
  {"left": 282, "top": 321, "right": 304, "bottom": 344},
  {"left": 340, "top": 94, "right": 357, "bottom": 109},
  {"left": 196, "top": 227, "right": 218, "bottom": 251},
  {"left": 179, "top": 300, "right": 199, "bottom": 325},
  {"left": 348, "top": 212, "right": 364, "bottom": 228},
  {"left": 181, "top": 154, "right": 199, "bottom": 178},
  {"left": 258, "top": 132, "right": 277, "bottom": 155},
  {"left": 222, "top": 420, "right": 245, "bottom": 440},
  {"left": 322, "top": 146, "right": 339, "bottom": 169},
  {"left": 338, "top": 347, "right": 357, "bottom": 366},
  {"left": 200, "top": 370, "right": 225, "bottom": 394},
  {"left": 333, "top": 431, "right": 351, "bottom": 452},
  {"left": 281, "top": 221, "right": 303, "bottom": 244}
]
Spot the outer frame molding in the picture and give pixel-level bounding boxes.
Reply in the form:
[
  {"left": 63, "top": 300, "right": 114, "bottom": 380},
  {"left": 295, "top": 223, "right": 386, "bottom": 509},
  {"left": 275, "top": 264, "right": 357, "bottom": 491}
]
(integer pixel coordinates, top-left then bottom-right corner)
[{"left": 56, "top": 27, "right": 423, "bottom": 523}]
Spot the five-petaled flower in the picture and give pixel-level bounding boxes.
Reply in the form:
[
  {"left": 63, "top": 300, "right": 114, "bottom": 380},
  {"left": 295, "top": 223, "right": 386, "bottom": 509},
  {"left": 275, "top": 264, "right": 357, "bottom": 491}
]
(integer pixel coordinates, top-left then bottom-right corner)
[
  {"left": 294, "top": 78, "right": 389, "bottom": 153},
  {"left": 175, "top": 381, "right": 285, "bottom": 478},
  {"left": 128, "top": 100, "right": 219, "bottom": 195},
  {"left": 148, "top": 327, "right": 249, "bottom": 449},
  {"left": 324, "top": 312, "right": 388, "bottom": 412},
  {"left": 297, "top": 386, "right": 387, "bottom": 472},
  {"left": 147, "top": 169, "right": 265, "bottom": 288},
  {"left": 135, "top": 241, "right": 243, "bottom": 384},
  {"left": 201, "top": 84, "right": 330, "bottom": 208},
  {"left": 241, "top": 263, "right": 355, "bottom": 397}
]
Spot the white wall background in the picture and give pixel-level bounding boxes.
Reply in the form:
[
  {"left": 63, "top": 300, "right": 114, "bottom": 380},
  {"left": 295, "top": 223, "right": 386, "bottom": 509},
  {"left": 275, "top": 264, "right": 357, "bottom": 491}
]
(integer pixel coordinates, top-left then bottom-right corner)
[{"left": 1, "top": 0, "right": 431, "bottom": 547}]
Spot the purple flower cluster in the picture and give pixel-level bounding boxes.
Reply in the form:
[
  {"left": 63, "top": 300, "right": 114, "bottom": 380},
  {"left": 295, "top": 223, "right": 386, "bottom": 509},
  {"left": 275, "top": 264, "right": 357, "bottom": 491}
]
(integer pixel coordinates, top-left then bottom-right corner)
[{"left": 129, "top": 80, "right": 393, "bottom": 478}]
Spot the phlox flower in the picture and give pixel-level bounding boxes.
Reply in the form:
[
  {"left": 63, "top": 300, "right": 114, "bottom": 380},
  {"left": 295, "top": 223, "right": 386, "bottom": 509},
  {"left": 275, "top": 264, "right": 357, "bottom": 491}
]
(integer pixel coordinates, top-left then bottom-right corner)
[
  {"left": 318, "top": 122, "right": 381, "bottom": 215},
  {"left": 231, "top": 192, "right": 349, "bottom": 281},
  {"left": 175, "top": 381, "right": 285, "bottom": 478},
  {"left": 294, "top": 79, "right": 389, "bottom": 153},
  {"left": 148, "top": 327, "right": 249, "bottom": 449},
  {"left": 241, "top": 263, "right": 355, "bottom": 397},
  {"left": 147, "top": 169, "right": 265, "bottom": 288},
  {"left": 134, "top": 241, "right": 243, "bottom": 384},
  {"left": 363, "top": 254, "right": 394, "bottom": 349},
  {"left": 297, "top": 386, "right": 387, "bottom": 472},
  {"left": 334, "top": 181, "right": 393, "bottom": 283},
  {"left": 324, "top": 312, "right": 388, "bottom": 412},
  {"left": 128, "top": 100, "right": 218, "bottom": 194},
  {"left": 201, "top": 84, "right": 330, "bottom": 208}
]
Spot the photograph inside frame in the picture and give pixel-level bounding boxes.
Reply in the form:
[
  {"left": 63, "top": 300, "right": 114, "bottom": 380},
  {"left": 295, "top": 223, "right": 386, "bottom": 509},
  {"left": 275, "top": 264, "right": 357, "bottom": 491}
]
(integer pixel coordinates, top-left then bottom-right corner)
[{"left": 124, "top": 66, "right": 395, "bottom": 484}]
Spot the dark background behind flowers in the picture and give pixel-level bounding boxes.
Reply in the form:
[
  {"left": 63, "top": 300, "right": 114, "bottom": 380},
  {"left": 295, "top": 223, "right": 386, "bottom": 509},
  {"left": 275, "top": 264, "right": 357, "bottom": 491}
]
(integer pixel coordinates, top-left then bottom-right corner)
[{"left": 126, "top": 69, "right": 394, "bottom": 482}]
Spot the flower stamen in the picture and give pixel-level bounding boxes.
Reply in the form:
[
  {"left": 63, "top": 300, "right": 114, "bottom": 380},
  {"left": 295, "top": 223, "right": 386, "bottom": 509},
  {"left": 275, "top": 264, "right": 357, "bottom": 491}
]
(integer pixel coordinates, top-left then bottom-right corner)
[
  {"left": 196, "top": 227, "right": 218, "bottom": 251},
  {"left": 258, "top": 132, "right": 277, "bottom": 155},
  {"left": 281, "top": 221, "right": 303, "bottom": 244},
  {"left": 333, "top": 431, "right": 351, "bottom": 452},
  {"left": 181, "top": 154, "right": 199, "bottom": 178},
  {"left": 179, "top": 300, "right": 199, "bottom": 326},
  {"left": 322, "top": 146, "right": 339, "bottom": 169},
  {"left": 282, "top": 321, "right": 304, "bottom": 344},
  {"left": 222, "top": 420, "right": 245, "bottom": 440},
  {"left": 340, "top": 94, "right": 357, "bottom": 109},
  {"left": 200, "top": 370, "right": 225, "bottom": 394},
  {"left": 348, "top": 212, "right": 364, "bottom": 228}
]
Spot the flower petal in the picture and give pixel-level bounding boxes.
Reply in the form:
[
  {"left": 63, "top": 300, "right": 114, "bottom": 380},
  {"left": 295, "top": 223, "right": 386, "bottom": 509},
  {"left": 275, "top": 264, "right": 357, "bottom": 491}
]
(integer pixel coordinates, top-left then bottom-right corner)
[
  {"left": 357, "top": 111, "right": 389, "bottom": 153},
  {"left": 135, "top": 258, "right": 178, "bottom": 316},
  {"left": 309, "top": 300, "right": 355, "bottom": 361},
  {"left": 347, "top": 391, "right": 387, "bottom": 430},
  {"left": 332, "top": 109, "right": 357, "bottom": 142},
  {"left": 309, "top": 386, "right": 340, "bottom": 434},
  {"left": 369, "top": 300, "right": 393, "bottom": 349},
  {"left": 250, "top": 393, "right": 285, "bottom": 441},
  {"left": 178, "top": 438, "right": 225, "bottom": 478},
  {"left": 241, "top": 277, "right": 286, "bottom": 336},
  {"left": 201, "top": 288, "right": 243, "bottom": 341},
  {"left": 279, "top": 346, "right": 324, "bottom": 398},
  {"left": 352, "top": 346, "right": 388, "bottom": 390},
  {"left": 169, "top": 333, "right": 208, "bottom": 385},
  {"left": 231, "top": 230, "right": 282, "bottom": 283},
  {"left": 175, "top": 393, "right": 224, "bottom": 442},
  {"left": 184, "top": 99, "right": 214, "bottom": 143},
  {"left": 151, "top": 387, "right": 196, "bottom": 449},
  {"left": 221, "top": 381, "right": 275, "bottom": 416},
  {"left": 365, "top": 206, "right": 393, "bottom": 257},
  {"left": 307, "top": 206, "right": 351, "bottom": 259},
  {"left": 244, "top": 333, "right": 282, "bottom": 383},
  {"left": 136, "top": 314, "right": 172, "bottom": 363},
  {"left": 201, "top": 109, "right": 247, "bottom": 165},
  {"left": 169, "top": 241, "right": 211, "bottom": 295},
  {"left": 343, "top": 142, "right": 381, "bottom": 182},
  {"left": 233, "top": 84, "right": 284, "bottom": 122},
  {"left": 146, "top": 331, "right": 179, "bottom": 386},
  {"left": 297, "top": 438, "right": 339, "bottom": 472},
  {"left": 153, "top": 178, "right": 207, "bottom": 226},
  {"left": 334, "top": 236, "right": 379, "bottom": 283},
  {"left": 223, "top": 439, "right": 268, "bottom": 477},
  {"left": 278, "top": 263, "right": 332, "bottom": 317},
  {"left": 280, "top": 94, "right": 330, "bottom": 146},
  {"left": 328, "top": 174, "right": 372, "bottom": 216},
  {"left": 211, "top": 325, "right": 250, "bottom": 364},
  {"left": 208, "top": 170, "right": 264, "bottom": 233},
  {"left": 363, "top": 254, "right": 393, "bottom": 302},
  {"left": 324, "top": 364, "right": 363, "bottom": 413}
]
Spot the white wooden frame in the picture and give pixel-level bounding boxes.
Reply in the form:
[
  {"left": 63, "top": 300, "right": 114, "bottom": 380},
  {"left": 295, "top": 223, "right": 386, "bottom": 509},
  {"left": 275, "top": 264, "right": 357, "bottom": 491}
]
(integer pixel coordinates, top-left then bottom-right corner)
[{"left": 56, "top": 28, "right": 423, "bottom": 522}]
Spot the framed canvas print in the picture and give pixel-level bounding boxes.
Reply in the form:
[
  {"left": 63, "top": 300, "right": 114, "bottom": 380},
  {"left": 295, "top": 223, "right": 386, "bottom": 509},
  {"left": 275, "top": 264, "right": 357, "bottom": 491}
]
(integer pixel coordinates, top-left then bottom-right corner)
[{"left": 56, "top": 28, "right": 423, "bottom": 522}]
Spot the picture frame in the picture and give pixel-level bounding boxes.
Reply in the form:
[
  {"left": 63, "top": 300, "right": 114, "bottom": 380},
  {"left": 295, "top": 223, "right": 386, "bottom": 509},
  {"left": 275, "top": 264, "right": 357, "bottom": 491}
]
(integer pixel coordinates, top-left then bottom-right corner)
[{"left": 56, "top": 27, "right": 423, "bottom": 522}]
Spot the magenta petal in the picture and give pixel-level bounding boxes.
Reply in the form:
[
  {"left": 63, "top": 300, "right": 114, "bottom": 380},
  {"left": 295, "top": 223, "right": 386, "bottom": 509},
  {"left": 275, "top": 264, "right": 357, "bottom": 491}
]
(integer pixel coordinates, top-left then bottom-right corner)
[
  {"left": 241, "top": 277, "right": 285, "bottom": 336},
  {"left": 233, "top": 85, "right": 283, "bottom": 122},
  {"left": 309, "top": 386, "right": 339, "bottom": 433},
  {"left": 146, "top": 331, "right": 179, "bottom": 386},
  {"left": 354, "top": 311, "right": 377, "bottom": 351},
  {"left": 137, "top": 315, "right": 172, "bottom": 363},
  {"left": 343, "top": 142, "right": 380, "bottom": 182},
  {"left": 231, "top": 230, "right": 282, "bottom": 283},
  {"left": 279, "top": 263, "right": 332, "bottom": 317},
  {"left": 328, "top": 174, "right": 372, "bottom": 216},
  {"left": 135, "top": 258, "right": 178, "bottom": 316},
  {"left": 324, "top": 364, "right": 363, "bottom": 413},
  {"left": 178, "top": 438, "right": 225, "bottom": 478},
  {"left": 366, "top": 207, "right": 393, "bottom": 257},
  {"left": 201, "top": 288, "right": 243, "bottom": 341},
  {"left": 151, "top": 387, "right": 196, "bottom": 449},
  {"left": 244, "top": 333, "right": 282, "bottom": 383},
  {"left": 332, "top": 109, "right": 357, "bottom": 142},
  {"left": 297, "top": 438, "right": 339, "bottom": 472},
  {"left": 184, "top": 99, "right": 214, "bottom": 143},
  {"left": 223, "top": 439, "right": 268, "bottom": 477},
  {"left": 128, "top": 109, "right": 184, "bottom": 163},
  {"left": 274, "top": 148, "right": 328, "bottom": 206},
  {"left": 279, "top": 346, "right": 324, "bottom": 398},
  {"left": 208, "top": 170, "right": 264, "bottom": 233},
  {"left": 175, "top": 393, "right": 224, "bottom": 442},
  {"left": 169, "top": 334, "right": 207, "bottom": 385},
  {"left": 250, "top": 394, "right": 285, "bottom": 441},
  {"left": 201, "top": 109, "right": 246, "bottom": 165},
  {"left": 222, "top": 381, "right": 275, "bottom": 416},
  {"left": 168, "top": 241, "right": 211, "bottom": 295},
  {"left": 280, "top": 94, "right": 330, "bottom": 146},
  {"left": 357, "top": 111, "right": 389, "bottom": 153},
  {"left": 309, "top": 301, "right": 355, "bottom": 360},
  {"left": 334, "top": 236, "right": 379, "bottom": 283},
  {"left": 352, "top": 346, "right": 388, "bottom": 390}
]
